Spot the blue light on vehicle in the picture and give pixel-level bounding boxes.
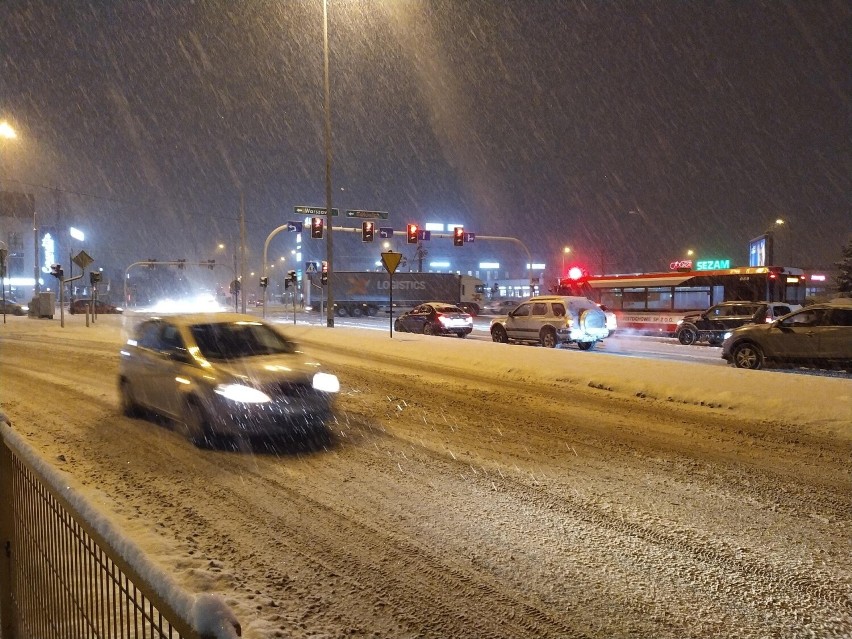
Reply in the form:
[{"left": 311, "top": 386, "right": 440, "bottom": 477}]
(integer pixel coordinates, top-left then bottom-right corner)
[
  {"left": 214, "top": 384, "right": 272, "bottom": 403},
  {"left": 312, "top": 372, "right": 340, "bottom": 393}
]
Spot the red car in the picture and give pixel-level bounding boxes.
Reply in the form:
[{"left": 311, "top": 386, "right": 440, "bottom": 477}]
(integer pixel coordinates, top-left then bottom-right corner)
[{"left": 69, "top": 299, "right": 123, "bottom": 315}]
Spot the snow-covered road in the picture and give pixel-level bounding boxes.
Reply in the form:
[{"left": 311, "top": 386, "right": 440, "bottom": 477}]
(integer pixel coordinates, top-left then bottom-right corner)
[{"left": 1, "top": 313, "right": 849, "bottom": 638}]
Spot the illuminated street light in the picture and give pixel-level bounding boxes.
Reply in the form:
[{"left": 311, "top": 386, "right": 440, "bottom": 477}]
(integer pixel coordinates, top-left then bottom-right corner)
[
  {"left": 0, "top": 121, "right": 16, "bottom": 139},
  {"left": 561, "top": 246, "right": 572, "bottom": 274}
]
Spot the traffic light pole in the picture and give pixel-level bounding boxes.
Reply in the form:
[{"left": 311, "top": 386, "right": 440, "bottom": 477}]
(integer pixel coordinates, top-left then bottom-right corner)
[{"left": 261, "top": 224, "right": 292, "bottom": 320}]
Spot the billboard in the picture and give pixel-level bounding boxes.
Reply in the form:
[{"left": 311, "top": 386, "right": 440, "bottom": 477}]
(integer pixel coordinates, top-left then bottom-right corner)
[{"left": 748, "top": 234, "right": 773, "bottom": 267}]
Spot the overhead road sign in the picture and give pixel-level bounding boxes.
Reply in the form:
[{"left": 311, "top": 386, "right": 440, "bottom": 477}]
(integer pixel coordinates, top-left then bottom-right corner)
[
  {"left": 295, "top": 205, "right": 339, "bottom": 217},
  {"left": 346, "top": 209, "right": 389, "bottom": 220},
  {"left": 464, "top": 232, "right": 476, "bottom": 243},
  {"left": 379, "top": 227, "right": 394, "bottom": 239},
  {"left": 417, "top": 229, "right": 431, "bottom": 242},
  {"left": 305, "top": 261, "right": 319, "bottom": 273},
  {"left": 287, "top": 221, "right": 303, "bottom": 232}
]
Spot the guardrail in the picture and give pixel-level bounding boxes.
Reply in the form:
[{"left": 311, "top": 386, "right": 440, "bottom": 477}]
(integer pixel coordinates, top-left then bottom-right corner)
[{"left": 0, "top": 423, "right": 241, "bottom": 639}]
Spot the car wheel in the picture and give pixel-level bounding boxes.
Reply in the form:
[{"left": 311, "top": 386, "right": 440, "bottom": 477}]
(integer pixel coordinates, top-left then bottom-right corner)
[
  {"left": 577, "top": 341, "right": 595, "bottom": 351},
  {"left": 335, "top": 306, "right": 349, "bottom": 317},
  {"left": 182, "top": 397, "right": 214, "bottom": 446},
  {"left": 540, "top": 328, "right": 557, "bottom": 348},
  {"left": 119, "top": 378, "right": 142, "bottom": 418},
  {"left": 491, "top": 325, "right": 508, "bottom": 343},
  {"left": 677, "top": 327, "right": 698, "bottom": 345},
  {"left": 731, "top": 342, "right": 764, "bottom": 370},
  {"left": 351, "top": 305, "right": 364, "bottom": 317},
  {"left": 423, "top": 322, "right": 434, "bottom": 336},
  {"left": 456, "top": 331, "right": 467, "bottom": 338},
  {"left": 393, "top": 319, "right": 403, "bottom": 332}
]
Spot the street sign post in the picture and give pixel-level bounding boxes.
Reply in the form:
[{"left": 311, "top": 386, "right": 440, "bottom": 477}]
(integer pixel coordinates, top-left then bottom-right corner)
[{"left": 381, "top": 251, "right": 403, "bottom": 339}]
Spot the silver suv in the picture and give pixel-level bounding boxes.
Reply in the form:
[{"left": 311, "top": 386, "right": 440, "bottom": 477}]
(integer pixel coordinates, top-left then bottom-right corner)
[{"left": 490, "top": 296, "right": 610, "bottom": 350}]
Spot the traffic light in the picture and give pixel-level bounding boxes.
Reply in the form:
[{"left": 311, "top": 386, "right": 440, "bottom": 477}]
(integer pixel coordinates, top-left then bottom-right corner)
[
  {"left": 362, "top": 221, "right": 375, "bottom": 242},
  {"left": 147, "top": 259, "right": 157, "bottom": 270},
  {"left": 284, "top": 269, "right": 297, "bottom": 289},
  {"left": 453, "top": 226, "right": 465, "bottom": 247},
  {"left": 89, "top": 271, "right": 102, "bottom": 285},
  {"left": 407, "top": 223, "right": 418, "bottom": 244},
  {"left": 207, "top": 259, "right": 215, "bottom": 270},
  {"left": 311, "top": 217, "right": 324, "bottom": 239},
  {"left": 49, "top": 263, "right": 64, "bottom": 278},
  {"left": 177, "top": 258, "right": 186, "bottom": 270},
  {"left": 259, "top": 276, "right": 269, "bottom": 288},
  {"left": 320, "top": 261, "right": 328, "bottom": 285}
]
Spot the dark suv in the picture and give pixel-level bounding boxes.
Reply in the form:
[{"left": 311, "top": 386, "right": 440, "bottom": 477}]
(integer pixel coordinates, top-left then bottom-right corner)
[{"left": 675, "top": 301, "right": 800, "bottom": 346}]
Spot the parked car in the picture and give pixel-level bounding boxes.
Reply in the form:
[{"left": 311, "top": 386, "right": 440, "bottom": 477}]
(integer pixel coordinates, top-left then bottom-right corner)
[
  {"left": 721, "top": 298, "right": 852, "bottom": 370},
  {"left": 482, "top": 299, "right": 521, "bottom": 315},
  {"left": 675, "top": 301, "right": 801, "bottom": 346},
  {"left": 490, "top": 295, "right": 609, "bottom": 349},
  {"left": 69, "top": 299, "right": 123, "bottom": 315},
  {"left": 393, "top": 302, "right": 473, "bottom": 337},
  {"left": 118, "top": 313, "right": 340, "bottom": 445},
  {"left": 0, "top": 299, "right": 27, "bottom": 316}
]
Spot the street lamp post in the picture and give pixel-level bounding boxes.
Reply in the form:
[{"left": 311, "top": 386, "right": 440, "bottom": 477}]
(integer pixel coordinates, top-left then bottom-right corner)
[
  {"left": 322, "top": 0, "right": 335, "bottom": 328},
  {"left": 561, "top": 247, "right": 571, "bottom": 274}
]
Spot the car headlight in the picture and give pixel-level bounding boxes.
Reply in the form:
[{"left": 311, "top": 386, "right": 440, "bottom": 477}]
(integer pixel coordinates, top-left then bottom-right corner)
[
  {"left": 312, "top": 372, "right": 340, "bottom": 393},
  {"left": 214, "top": 383, "right": 271, "bottom": 403},
  {"left": 676, "top": 319, "right": 684, "bottom": 326},
  {"left": 723, "top": 331, "right": 733, "bottom": 340}
]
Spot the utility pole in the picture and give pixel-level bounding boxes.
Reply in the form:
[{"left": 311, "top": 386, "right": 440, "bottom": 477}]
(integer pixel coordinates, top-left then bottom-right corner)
[{"left": 240, "top": 192, "right": 247, "bottom": 314}]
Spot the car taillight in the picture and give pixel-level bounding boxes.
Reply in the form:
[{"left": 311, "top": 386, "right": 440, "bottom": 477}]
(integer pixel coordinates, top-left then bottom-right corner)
[{"left": 438, "top": 314, "right": 449, "bottom": 325}]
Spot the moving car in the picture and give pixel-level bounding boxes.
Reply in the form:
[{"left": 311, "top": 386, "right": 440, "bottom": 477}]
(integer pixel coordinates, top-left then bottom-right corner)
[
  {"left": 393, "top": 302, "right": 473, "bottom": 337},
  {"left": 721, "top": 298, "right": 852, "bottom": 370},
  {"left": 118, "top": 313, "right": 340, "bottom": 445},
  {"left": 69, "top": 299, "right": 123, "bottom": 315},
  {"left": 0, "top": 299, "right": 27, "bottom": 316},
  {"left": 675, "top": 301, "right": 801, "bottom": 346},
  {"left": 490, "top": 295, "right": 609, "bottom": 349}
]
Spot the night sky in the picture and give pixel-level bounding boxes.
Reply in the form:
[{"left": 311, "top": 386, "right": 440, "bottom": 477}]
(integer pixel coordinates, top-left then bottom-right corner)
[{"left": 1, "top": 0, "right": 849, "bottom": 278}]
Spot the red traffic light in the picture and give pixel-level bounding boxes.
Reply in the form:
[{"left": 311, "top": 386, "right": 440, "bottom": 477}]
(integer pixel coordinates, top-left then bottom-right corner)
[
  {"left": 311, "top": 217, "right": 324, "bottom": 239},
  {"left": 453, "top": 226, "right": 464, "bottom": 247},
  {"left": 407, "top": 223, "right": 418, "bottom": 244},
  {"left": 362, "top": 221, "right": 375, "bottom": 242}
]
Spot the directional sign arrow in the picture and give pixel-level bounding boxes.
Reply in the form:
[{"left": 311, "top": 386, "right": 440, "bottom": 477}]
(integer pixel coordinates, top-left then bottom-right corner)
[{"left": 379, "top": 227, "right": 394, "bottom": 239}]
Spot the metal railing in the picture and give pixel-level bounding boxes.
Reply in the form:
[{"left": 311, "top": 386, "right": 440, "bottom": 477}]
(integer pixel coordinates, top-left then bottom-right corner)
[{"left": 0, "top": 425, "right": 241, "bottom": 639}]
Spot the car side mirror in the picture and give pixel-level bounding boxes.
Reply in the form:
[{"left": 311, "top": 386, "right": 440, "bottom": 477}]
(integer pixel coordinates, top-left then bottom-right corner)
[{"left": 167, "top": 348, "right": 192, "bottom": 364}]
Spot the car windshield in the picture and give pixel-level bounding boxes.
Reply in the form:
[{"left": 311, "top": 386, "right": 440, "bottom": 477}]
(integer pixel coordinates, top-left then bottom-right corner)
[{"left": 190, "top": 322, "right": 296, "bottom": 359}]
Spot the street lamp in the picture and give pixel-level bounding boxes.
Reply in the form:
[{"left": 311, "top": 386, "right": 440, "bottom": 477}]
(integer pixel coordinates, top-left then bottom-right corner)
[
  {"left": 0, "top": 121, "right": 16, "bottom": 140},
  {"left": 561, "top": 246, "right": 571, "bottom": 274},
  {"left": 322, "top": 0, "right": 335, "bottom": 327},
  {"left": 0, "top": 121, "right": 37, "bottom": 295}
]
